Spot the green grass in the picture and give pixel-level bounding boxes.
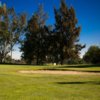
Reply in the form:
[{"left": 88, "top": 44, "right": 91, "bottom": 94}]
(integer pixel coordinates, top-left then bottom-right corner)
[
  {"left": 0, "top": 64, "right": 100, "bottom": 100},
  {"left": 39, "top": 64, "right": 100, "bottom": 72}
]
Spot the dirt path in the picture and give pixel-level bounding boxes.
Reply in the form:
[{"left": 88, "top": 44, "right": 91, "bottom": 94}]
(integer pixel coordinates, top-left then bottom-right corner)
[{"left": 19, "top": 70, "right": 100, "bottom": 75}]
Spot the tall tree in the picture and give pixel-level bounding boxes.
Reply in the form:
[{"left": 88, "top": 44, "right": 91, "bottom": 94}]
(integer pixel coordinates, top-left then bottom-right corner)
[
  {"left": 21, "top": 5, "right": 48, "bottom": 65},
  {"left": 54, "top": 0, "right": 85, "bottom": 64},
  {"left": 0, "top": 3, "right": 26, "bottom": 63}
]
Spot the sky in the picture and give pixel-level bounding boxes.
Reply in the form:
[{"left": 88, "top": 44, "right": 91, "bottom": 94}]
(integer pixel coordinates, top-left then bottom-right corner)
[{"left": 1, "top": 0, "right": 100, "bottom": 59}]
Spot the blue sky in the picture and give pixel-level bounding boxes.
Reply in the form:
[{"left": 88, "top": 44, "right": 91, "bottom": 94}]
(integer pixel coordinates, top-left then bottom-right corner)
[{"left": 1, "top": 0, "right": 100, "bottom": 59}]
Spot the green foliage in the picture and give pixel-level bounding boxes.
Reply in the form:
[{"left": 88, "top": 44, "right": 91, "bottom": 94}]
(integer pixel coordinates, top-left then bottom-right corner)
[
  {"left": 0, "top": 3, "right": 26, "bottom": 63},
  {"left": 21, "top": 0, "right": 85, "bottom": 65},
  {"left": 83, "top": 46, "right": 100, "bottom": 64},
  {"left": 1, "top": 1, "right": 85, "bottom": 64},
  {"left": 53, "top": 0, "right": 85, "bottom": 64},
  {"left": 65, "top": 58, "right": 84, "bottom": 64},
  {"left": 21, "top": 5, "right": 48, "bottom": 65}
]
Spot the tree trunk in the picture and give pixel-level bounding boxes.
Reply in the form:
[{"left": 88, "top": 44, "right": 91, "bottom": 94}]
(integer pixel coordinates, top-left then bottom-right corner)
[
  {"left": 60, "top": 58, "right": 63, "bottom": 65},
  {"left": 11, "top": 44, "right": 13, "bottom": 64},
  {"left": 60, "top": 45, "right": 64, "bottom": 65},
  {"left": 36, "top": 52, "right": 39, "bottom": 65}
]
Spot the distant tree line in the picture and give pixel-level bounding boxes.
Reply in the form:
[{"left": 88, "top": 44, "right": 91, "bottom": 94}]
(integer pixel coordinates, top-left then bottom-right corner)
[{"left": 0, "top": 0, "right": 99, "bottom": 65}]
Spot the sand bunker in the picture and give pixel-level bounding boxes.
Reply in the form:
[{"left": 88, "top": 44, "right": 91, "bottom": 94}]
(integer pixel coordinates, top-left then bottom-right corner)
[{"left": 19, "top": 70, "right": 100, "bottom": 75}]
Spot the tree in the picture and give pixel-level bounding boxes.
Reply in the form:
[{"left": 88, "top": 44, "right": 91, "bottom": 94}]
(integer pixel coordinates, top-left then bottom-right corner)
[
  {"left": 83, "top": 46, "right": 100, "bottom": 64},
  {"left": 54, "top": 0, "right": 85, "bottom": 64},
  {"left": 21, "top": 5, "right": 48, "bottom": 65},
  {"left": 0, "top": 3, "right": 26, "bottom": 63}
]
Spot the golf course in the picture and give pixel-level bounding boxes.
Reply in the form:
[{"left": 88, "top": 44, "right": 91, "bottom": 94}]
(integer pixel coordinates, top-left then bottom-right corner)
[
  {"left": 0, "top": 0, "right": 100, "bottom": 100},
  {"left": 0, "top": 64, "right": 100, "bottom": 100}
]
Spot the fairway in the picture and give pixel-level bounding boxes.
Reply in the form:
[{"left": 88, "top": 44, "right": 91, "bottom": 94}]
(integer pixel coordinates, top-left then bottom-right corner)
[
  {"left": 0, "top": 65, "right": 100, "bottom": 100},
  {"left": 0, "top": 0, "right": 100, "bottom": 99}
]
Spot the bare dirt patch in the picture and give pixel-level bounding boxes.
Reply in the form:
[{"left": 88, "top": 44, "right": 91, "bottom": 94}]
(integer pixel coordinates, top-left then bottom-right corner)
[{"left": 19, "top": 70, "right": 100, "bottom": 75}]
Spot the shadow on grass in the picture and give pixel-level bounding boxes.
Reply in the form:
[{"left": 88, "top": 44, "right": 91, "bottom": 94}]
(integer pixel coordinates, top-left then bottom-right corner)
[
  {"left": 57, "top": 64, "right": 100, "bottom": 68},
  {"left": 39, "top": 68, "right": 100, "bottom": 73},
  {"left": 0, "top": 63, "right": 47, "bottom": 66},
  {"left": 0, "top": 63, "right": 100, "bottom": 68},
  {"left": 55, "top": 81, "right": 100, "bottom": 85}
]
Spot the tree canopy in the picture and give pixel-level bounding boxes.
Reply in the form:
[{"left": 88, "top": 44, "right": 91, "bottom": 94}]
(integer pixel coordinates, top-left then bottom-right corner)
[
  {"left": 53, "top": 0, "right": 85, "bottom": 64},
  {"left": 21, "top": 0, "right": 85, "bottom": 65},
  {"left": 0, "top": 3, "right": 26, "bottom": 63},
  {"left": 21, "top": 5, "right": 48, "bottom": 65},
  {"left": 83, "top": 46, "right": 100, "bottom": 64}
]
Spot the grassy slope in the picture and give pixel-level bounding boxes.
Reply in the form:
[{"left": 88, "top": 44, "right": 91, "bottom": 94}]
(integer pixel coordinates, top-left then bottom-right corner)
[{"left": 0, "top": 65, "right": 100, "bottom": 100}]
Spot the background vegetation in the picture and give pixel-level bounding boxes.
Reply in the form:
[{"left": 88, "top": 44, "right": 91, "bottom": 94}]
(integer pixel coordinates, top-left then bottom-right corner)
[{"left": 0, "top": 0, "right": 100, "bottom": 65}]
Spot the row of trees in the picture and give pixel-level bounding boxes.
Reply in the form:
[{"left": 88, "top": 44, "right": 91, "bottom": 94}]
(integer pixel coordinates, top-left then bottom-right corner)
[
  {"left": 21, "top": 0, "right": 85, "bottom": 65},
  {"left": 0, "top": 0, "right": 85, "bottom": 65},
  {"left": 1, "top": 0, "right": 99, "bottom": 65},
  {"left": 0, "top": 0, "right": 100, "bottom": 65}
]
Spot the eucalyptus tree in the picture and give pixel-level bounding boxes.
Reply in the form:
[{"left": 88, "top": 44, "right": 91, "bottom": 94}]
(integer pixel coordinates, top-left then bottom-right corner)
[{"left": 0, "top": 3, "right": 26, "bottom": 63}]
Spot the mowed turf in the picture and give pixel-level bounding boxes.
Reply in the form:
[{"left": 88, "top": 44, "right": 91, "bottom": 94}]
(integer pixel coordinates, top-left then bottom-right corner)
[{"left": 0, "top": 65, "right": 100, "bottom": 100}]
